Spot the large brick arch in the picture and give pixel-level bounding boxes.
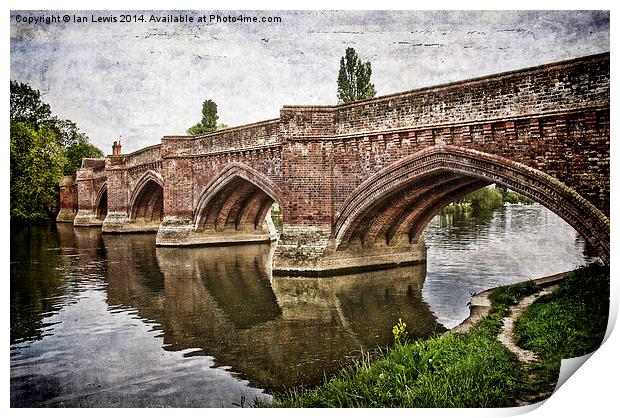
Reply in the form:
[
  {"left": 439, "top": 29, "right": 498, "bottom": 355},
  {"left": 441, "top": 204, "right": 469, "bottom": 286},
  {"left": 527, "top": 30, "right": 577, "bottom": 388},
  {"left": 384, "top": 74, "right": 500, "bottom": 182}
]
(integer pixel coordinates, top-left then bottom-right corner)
[
  {"left": 129, "top": 170, "right": 164, "bottom": 223},
  {"left": 94, "top": 183, "right": 107, "bottom": 220},
  {"left": 334, "top": 146, "right": 609, "bottom": 263},
  {"left": 194, "top": 163, "right": 284, "bottom": 232}
]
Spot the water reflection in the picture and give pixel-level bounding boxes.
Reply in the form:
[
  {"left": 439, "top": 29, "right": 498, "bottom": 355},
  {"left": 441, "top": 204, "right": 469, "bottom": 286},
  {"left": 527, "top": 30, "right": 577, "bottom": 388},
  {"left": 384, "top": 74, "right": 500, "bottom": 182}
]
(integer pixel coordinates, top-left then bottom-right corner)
[
  {"left": 11, "top": 228, "right": 270, "bottom": 407},
  {"left": 11, "top": 204, "right": 591, "bottom": 407},
  {"left": 103, "top": 238, "right": 443, "bottom": 390},
  {"left": 424, "top": 205, "right": 593, "bottom": 328}
]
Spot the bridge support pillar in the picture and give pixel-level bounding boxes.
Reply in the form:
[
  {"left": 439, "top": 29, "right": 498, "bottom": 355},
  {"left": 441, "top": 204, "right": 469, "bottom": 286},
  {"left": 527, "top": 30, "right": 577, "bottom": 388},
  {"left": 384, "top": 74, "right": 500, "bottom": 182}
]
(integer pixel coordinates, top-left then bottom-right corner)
[
  {"left": 56, "top": 175, "right": 76, "bottom": 223},
  {"left": 74, "top": 211, "right": 104, "bottom": 227},
  {"left": 272, "top": 226, "right": 427, "bottom": 276},
  {"left": 72, "top": 167, "right": 103, "bottom": 227},
  {"left": 101, "top": 213, "right": 161, "bottom": 233},
  {"left": 155, "top": 216, "right": 278, "bottom": 246}
]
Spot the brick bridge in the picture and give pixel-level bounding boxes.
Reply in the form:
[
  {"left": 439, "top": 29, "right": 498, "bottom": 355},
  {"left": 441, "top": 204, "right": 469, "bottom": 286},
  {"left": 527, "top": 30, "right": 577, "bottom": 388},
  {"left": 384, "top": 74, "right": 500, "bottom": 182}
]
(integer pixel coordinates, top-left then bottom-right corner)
[{"left": 57, "top": 53, "right": 610, "bottom": 274}]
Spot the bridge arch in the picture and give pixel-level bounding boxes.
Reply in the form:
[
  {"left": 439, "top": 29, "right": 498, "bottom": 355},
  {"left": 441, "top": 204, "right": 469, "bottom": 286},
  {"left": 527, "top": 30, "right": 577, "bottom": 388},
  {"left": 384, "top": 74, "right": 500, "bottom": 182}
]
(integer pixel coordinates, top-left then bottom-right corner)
[
  {"left": 129, "top": 170, "right": 164, "bottom": 224},
  {"left": 194, "top": 163, "right": 283, "bottom": 232},
  {"left": 94, "top": 183, "right": 107, "bottom": 220},
  {"left": 334, "top": 145, "right": 609, "bottom": 263}
]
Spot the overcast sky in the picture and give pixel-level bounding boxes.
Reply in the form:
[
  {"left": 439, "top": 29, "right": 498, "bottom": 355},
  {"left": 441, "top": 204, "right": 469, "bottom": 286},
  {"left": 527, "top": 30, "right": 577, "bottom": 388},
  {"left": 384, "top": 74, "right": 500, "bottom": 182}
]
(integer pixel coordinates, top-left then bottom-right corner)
[{"left": 10, "top": 10, "right": 609, "bottom": 154}]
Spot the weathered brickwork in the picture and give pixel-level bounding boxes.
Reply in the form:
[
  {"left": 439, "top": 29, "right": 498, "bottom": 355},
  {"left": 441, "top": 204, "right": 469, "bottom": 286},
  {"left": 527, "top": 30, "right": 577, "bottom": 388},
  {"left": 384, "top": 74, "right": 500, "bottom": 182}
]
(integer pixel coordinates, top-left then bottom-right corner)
[
  {"left": 72, "top": 159, "right": 107, "bottom": 226},
  {"left": 60, "top": 52, "right": 610, "bottom": 273},
  {"left": 56, "top": 175, "right": 77, "bottom": 222},
  {"left": 99, "top": 145, "right": 164, "bottom": 232}
]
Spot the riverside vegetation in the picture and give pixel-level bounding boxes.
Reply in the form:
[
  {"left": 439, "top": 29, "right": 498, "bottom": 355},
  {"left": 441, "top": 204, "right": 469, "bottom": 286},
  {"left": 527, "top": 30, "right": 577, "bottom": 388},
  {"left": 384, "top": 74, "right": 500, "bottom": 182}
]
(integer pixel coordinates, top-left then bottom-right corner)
[
  {"left": 513, "top": 263, "right": 609, "bottom": 401},
  {"left": 264, "top": 263, "right": 609, "bottom": 407},
  {"left": 10, "top": 81, "right": 104, "bottom": 223},
  {"left": 441, "top": 186, "right": 535, "bottom": 216}
]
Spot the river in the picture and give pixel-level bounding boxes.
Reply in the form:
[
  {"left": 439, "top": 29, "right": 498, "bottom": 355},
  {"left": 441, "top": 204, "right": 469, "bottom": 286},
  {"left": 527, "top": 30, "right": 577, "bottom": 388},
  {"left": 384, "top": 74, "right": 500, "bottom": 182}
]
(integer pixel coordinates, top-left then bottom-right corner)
[{"left": 10, "top": 204, "right": 593, "bottom": 407}]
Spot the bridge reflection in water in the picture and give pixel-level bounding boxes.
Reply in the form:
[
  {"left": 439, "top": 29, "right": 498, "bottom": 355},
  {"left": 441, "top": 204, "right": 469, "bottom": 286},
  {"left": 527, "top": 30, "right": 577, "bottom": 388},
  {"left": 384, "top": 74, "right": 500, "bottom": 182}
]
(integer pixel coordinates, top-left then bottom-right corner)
[
  {"left": 13, "top": 204, "right": 591, "bottom": 406},
  {"left": 97, "top": 231, "right": 444, "bottom": 390}
]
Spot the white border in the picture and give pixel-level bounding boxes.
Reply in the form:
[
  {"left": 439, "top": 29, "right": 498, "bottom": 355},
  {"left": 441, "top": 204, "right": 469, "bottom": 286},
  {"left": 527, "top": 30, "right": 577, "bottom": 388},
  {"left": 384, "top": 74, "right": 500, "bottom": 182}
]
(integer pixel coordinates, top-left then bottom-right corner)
[{"left": 3, "top": 2, "right": 617, "bottom": 417}]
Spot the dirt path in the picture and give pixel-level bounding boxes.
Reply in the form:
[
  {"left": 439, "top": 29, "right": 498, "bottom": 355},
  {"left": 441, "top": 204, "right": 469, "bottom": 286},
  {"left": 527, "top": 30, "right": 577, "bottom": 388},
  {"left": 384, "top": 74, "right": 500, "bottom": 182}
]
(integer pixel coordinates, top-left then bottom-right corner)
[
  {"left": 449, "top": 271, "right": 568, "bottom": 336},
  {"left": 496, "top": 285, "right": 558, "bottom": 363},
  {"left": 447, "top": 272, "right": 572, "bottom": 406}
]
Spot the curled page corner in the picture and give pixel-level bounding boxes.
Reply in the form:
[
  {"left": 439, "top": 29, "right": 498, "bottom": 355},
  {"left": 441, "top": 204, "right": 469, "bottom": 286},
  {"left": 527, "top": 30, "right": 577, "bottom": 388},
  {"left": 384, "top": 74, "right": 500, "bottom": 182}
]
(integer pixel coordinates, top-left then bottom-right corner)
[
  {"left": 550, "top": 301, "right": 616, "bottom": 395},
  {"left": 554, "top": 352, "right": 595, "bottom": 393}
]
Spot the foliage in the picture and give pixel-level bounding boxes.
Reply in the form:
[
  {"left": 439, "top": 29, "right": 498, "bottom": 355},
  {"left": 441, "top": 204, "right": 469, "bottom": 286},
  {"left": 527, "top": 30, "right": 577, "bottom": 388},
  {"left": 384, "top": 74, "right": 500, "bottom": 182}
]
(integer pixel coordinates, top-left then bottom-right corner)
[
  {"left": 504, "top": 192, "right": 520, "bottom": 204},
  {"left": 466, "top": 187, "right": 504, "bottom": 212},
  {"left": 10, "top": 80, "right": 52, "bottom": 126},
  {"left": 337, "top": 48, "right": 377, "bottom": 103},
  {"left": 489, "top": 281, "right": 541, "bottom": 307},
  {"left": 391, "top": 318, "right": 408, "bottom": 345},
  {"left": 504, "top": 191, "right": 535, "bottom": 205},
  {"left": 64, "top": 139, "right": 104, "bottom": 175},
  {"left": 513, "top": 263, "right": 609, "bottom": 397},
  {"left": 440, "top": 185, "right": 535, "bottom": 217},
  {"left": 187, "top": 99, "right": 227, "bottom": 135},
  {"left": 267, "top": 330, "right": 523, "bottom": 407},
  {"left": 440, "top": 202, "right": 471, "bottom": 216},
  {"left": 10, "top": 121, "right": 66, "bottom": 222},
  {"left": 10, "top": 80, "right": 103, "bottom": 223},
  {"left": 265, "top": 263, "right": 609, "bottom": 408}
]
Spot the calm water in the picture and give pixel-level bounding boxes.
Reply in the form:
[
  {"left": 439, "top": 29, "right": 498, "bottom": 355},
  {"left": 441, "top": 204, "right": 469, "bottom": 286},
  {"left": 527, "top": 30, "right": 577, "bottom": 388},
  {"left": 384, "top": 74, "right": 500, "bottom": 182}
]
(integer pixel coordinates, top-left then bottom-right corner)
[{"left": 10, "top": 204, "right": 592, "bottom": 407}]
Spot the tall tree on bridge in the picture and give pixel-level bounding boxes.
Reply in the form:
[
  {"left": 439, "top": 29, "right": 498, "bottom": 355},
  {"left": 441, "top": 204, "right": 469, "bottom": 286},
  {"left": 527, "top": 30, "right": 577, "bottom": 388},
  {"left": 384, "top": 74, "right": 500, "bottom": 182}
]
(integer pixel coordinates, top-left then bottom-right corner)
[
  {"left": 337, "top": 47, "right": 377, "bottom": 104},
  {"left": 187, "top": 99, "right": 228, "bottom": 135}
]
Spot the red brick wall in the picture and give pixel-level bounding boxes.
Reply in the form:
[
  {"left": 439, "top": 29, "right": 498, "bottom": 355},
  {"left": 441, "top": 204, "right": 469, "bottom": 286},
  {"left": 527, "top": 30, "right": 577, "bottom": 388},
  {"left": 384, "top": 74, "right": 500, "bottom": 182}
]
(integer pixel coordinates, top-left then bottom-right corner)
[
  {"left": 281, "top": 53, "right": 609, "bottom": 221},
  {"left": 58, "top": 175, "right": 76, "bottom": 216},
  {"left": 64, "top": 53, "right": 609, "bottom": 236},
  {"left": 161, "top": 120, "right": 282, "bottom": 219}
]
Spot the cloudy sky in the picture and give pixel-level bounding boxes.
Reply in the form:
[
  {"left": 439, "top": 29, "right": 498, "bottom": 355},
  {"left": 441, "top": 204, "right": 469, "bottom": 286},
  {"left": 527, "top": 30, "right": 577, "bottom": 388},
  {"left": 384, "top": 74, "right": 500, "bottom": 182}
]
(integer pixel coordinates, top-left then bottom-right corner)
[{"left": 10, "top": 10, "right": 609, "bottom": 154}]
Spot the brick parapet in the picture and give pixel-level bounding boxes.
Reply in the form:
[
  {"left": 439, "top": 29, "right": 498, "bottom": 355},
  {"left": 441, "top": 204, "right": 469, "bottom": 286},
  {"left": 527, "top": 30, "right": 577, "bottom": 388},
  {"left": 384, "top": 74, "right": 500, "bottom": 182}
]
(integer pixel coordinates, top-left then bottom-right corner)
[
  {"left": 162, "top": 119, "right": 280, "bottom": 158},
  {"left": 332, "top": 52, "right": 609, "bottom": 136}
]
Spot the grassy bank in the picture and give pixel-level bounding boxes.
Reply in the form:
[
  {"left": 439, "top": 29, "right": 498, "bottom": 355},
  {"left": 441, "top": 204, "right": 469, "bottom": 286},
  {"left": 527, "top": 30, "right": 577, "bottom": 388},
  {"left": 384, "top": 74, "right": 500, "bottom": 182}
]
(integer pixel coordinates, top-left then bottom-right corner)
[
  {"left": 267, "top": 282, "right": 540, "bottom": 407},
  {"left": 513, "top": 264, "right": 609, "bottom": 399},
  {"left": 265, "top": 265, "right": 608, "bottom": 408}
]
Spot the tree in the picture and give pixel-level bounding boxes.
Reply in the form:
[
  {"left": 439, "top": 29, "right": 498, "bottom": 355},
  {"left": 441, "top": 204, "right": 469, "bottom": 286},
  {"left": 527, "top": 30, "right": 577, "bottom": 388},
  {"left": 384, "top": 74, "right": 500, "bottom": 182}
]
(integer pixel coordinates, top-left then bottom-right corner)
[
  {"left": 337, "top": 47, "right": 377, "bottom": 103},
  {"left": 187, "top": 99, "right": 226, "bottom": 135},
  {"left": 64, "top": 138, "right": 104, "bottom": 175},
  {"left": 10, "top": 80, "right": 104, "bottom": 222},
  {"left": 10, "top": 121, "right": 66, "bottom": 221},
  {"left": 53, "top": 119, "right": 88, "bottom": 148},
  {"left": 10, "top": 80, "right": 52, "bottom": 126}
]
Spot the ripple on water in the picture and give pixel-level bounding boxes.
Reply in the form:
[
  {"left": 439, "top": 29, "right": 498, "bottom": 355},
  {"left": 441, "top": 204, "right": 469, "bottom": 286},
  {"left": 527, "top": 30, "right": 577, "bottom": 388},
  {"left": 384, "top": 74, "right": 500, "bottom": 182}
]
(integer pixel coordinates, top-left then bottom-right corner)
[{"left": 10, "top": 206, "right": 591, "bottom": 406}]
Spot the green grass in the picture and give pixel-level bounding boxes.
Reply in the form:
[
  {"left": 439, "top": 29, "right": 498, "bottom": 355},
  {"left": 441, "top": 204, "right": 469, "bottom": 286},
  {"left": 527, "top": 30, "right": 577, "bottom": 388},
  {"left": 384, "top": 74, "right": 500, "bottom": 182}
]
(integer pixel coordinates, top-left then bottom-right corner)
[
  {"left": 265, "top": 281, "right": 543, "bottom": 408},
  {"left": 262, "top": 265, "right": 608, "bottom": 407},
  {"left": 513, "top": 263, "right": 609, "bottom": 397}
]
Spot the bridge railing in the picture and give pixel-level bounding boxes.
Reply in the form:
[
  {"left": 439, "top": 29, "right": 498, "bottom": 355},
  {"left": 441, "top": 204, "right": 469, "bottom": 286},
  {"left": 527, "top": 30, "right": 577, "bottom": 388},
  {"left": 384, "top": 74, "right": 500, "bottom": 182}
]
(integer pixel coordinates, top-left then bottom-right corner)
[
  {"left": 123, "top": 144, "right": 162, "bottom": 168},
  {"left": 162, "top": 119, "right": 280, "bottom": 157},
  {"left": 80, "top": 158, "right": 106, "bottom": 172},
  {"left": 330, "top": 52, "right": 609, "bottom": 136}
]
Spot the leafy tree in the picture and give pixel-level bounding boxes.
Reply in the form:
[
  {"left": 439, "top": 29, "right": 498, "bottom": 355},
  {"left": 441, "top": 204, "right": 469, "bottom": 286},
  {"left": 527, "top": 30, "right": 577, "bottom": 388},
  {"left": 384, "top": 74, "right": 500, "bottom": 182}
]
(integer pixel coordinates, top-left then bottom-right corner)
[
  {"left": 187, "top": 99, "right": 225, "bottom": 135},
  {"left": 53, "top": 119, "right": 88, "bottom": 148},
  {"left": 10, "top": 80, "right": 104, "bottom": 222},
  {"left": 64, "top": 138, "right": 104, "bottom": 175},
  {"left": 10, "top": 121, "right": 66, "bottom": 222},
  {"left": 337, "top": 47, "right": 377, "bottom": 103},
  {"left": 464, "top": 187, "right": 504, "bottom": 212},
  {"left": 10, "top": 80, "right": 52, "bottom": 126}
]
